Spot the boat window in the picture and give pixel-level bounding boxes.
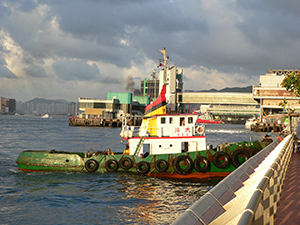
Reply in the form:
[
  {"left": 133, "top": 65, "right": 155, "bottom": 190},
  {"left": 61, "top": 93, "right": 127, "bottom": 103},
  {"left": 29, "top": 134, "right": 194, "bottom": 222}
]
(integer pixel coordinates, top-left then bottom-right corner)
[
  {"left": 188, "top": 117, "right": 193, "bottom": 124},
  {"left": 161, "top": 117, "right": 166, "bottom": 124},
  {"left": 180, "top": 117, "right": 185, "bottom": 126},
  {"left": 169, "top": 117, "right": 173, "bottom": 124},
  {"left": 181, "top": 142, "right": 188, "bottom": 153}
]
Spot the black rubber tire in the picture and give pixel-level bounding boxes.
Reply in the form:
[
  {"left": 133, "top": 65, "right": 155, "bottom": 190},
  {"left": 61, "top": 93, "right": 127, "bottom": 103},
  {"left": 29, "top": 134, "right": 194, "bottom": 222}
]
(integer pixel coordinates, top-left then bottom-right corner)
[
  {"left": 154, "top": 159, "right": 169, "bottom": 172},
  {"left": 212, "top": 152, "right": 230, "bottom": 169},
  {"left": 85, "top": 159, "right": 99, "bottom": 172},
  {"left": 173, "top": 155, "right": 193, "bottom": 175},
  {"left": 249, "top": 148, "right": 260, "bottom": 157},
  {"left": 119, "top": 157, "right": 133, "bottom": 170},
  {"left": 136, "top": 161, "right": 150, "bottom": 174},
  {"left": 105, "top": 159, "right": 119, "bottom": 172},
  {"left": 194, "top": 156, "right": 210, "bottom": 172},
  {"left": 232, "top": 149, "right": 250, "bottom": 168}
]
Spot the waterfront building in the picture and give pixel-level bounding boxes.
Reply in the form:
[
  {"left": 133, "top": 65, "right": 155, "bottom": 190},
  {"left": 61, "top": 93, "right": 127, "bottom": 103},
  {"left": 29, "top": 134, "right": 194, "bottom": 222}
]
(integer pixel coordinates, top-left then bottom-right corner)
[
  {"left": 78, "top": 94, "right": 149, "bottom": 119},
  {"left": 253, "top": 69, "right": 300, "bottom": 117},
  {"left": 179, "top": 91, "right": 259, "bottom": 123}
]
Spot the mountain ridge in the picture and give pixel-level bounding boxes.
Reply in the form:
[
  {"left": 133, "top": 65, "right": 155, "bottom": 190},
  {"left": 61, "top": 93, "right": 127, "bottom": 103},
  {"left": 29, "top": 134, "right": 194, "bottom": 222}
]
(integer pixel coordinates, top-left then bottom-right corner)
[
  {"left": 184, "top": 86, "right": 252, "bottom": 93},
  {"left": 25, "top": 98, "right": 70, "bottom": 104}
]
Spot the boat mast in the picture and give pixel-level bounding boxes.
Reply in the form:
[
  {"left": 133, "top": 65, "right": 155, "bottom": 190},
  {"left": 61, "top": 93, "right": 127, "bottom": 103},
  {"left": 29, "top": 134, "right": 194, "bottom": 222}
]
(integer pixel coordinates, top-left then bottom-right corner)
[{"left": 158, "top": 48, "right": 168, "bottom": 84}]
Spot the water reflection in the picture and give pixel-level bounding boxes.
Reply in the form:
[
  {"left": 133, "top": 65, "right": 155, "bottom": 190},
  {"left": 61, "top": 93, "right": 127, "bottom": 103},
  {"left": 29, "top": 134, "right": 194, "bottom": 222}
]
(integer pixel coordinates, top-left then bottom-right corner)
[{"left": 115, "top": 173, "right": 213, "bottom": 224}]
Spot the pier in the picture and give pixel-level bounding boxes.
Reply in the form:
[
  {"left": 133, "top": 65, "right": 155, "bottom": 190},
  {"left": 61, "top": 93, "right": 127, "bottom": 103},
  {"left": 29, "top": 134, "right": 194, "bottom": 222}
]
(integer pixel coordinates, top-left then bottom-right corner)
[
  {"left": 250, "top": 122, "right": 284, "bottom": 132},
  {"left": 172, "top": 131, "right": 298, "bottom": 225},
  {"left": 68, "top": 117, "right": 141, "bottom": 127}
]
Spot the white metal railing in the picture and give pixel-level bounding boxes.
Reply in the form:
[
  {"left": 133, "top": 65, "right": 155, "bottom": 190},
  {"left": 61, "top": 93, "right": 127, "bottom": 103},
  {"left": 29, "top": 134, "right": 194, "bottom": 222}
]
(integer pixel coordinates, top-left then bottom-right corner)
[
  {"left": 237, "top": 134, "right": 294, "bottom": 225},
  {"left": 171, "top": 134, "right": 293, "bottom": 225}
]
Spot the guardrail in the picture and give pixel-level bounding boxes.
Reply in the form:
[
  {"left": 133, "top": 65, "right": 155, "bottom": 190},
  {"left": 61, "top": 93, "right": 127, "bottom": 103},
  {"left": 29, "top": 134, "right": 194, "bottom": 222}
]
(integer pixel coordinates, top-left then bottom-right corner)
[{"left": 172, "top": 134, "right": 294, "bottom": 225}]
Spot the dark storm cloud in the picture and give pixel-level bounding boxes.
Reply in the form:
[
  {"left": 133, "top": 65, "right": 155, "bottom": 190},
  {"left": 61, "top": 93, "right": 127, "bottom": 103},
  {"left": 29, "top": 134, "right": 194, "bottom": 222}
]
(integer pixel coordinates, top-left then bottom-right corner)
[
  {"left": 3, "top": 0, "right": 300, "bottom": 97},
  {"left": 233, "top": 0, "right": 300, "bottom": 73},
  {"left": 0, "top": 66, "right": 18, "bottom": 79},
  {"left": 31, "top": 0, "right": 208, "bottom": 67},
  {"left": 52, "top": 60, "right": 100, "bottom": 81},
  {"left": 23, "top": 64, "right": 47, "bottom": 78},
  {"left": 0, "top": 56, "right": 18, "bottom": 79},
  {"left": 0, "top": 3, "right": 11, "bottom": 18},
  {"left": 52, "top": 60, "right": 120, "bottom": 83},
  {"left": 19, "top": 0, "right": 38, "bottom": 12}
]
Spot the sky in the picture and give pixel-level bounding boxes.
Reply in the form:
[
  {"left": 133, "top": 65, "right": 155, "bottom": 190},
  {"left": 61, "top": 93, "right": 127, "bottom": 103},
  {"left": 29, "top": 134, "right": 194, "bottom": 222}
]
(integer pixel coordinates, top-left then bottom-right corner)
[{"left": 1, "top": 0, "right": 300, "bottom": 102}]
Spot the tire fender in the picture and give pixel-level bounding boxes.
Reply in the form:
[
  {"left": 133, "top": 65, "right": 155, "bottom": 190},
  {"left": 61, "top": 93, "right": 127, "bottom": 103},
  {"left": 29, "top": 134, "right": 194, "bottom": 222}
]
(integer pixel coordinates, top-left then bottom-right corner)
[
  {"left": 212, "top": 152, "right": 230, "bottom": 169},
  {"left": 85, "top": 159, "right": 99, "bottom": 172},
  {"left": 194, "top": 156, "right": 210, "bottom": 172}
]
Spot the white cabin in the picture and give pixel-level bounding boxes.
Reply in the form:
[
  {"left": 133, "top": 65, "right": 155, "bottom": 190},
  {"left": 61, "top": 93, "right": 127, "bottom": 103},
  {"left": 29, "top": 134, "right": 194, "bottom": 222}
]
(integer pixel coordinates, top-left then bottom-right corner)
[{"left": 120, "top": 114, "right": 206, "bottom": 157}]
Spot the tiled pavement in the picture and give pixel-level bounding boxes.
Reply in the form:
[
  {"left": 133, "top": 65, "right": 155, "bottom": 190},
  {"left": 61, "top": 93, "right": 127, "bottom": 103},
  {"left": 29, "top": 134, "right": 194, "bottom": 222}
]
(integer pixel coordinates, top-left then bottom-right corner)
[{"left": 274, "top": 152, "right": 300, "bottom": 224}]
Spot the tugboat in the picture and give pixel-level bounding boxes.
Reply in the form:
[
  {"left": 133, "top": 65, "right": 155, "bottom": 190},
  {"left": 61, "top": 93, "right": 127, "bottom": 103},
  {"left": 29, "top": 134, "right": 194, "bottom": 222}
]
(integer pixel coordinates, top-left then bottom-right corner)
[
  {"left": 16, "top": 84, "right": 273, "bottom": 180},
  {"left": 16, "top": 48, "right": 275, "bottom": 181}
]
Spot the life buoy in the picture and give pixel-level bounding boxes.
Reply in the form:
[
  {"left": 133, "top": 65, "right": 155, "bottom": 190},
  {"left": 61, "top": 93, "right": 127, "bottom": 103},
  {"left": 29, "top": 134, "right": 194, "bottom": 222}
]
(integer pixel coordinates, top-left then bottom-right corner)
[
  {"left": 105, "top": 159, "right": 119, "bottom": 172},
  {"left": 196, "top": 126, "right": 205, "bottom": 135},
  {"left": 85, "top": 159, "right": 99, "bottom": 172},
  {"left": 173, "top": 155, "right": 193, "bottom": 175},
  {"left": 232, "top": 150, "right": 250, "bottom": 168},
  {"left": 212, "top": 152, "right": 230, "bottom": 169},
  {"left": 155, "top": 159, "right": 169, "bottom": 172},
  {"left": 119, "top": 157, "right": 133, "bottom": 170},
  {"left": 194, "top": 156, "right": 210, "bottom": 172},
  {"left": 136, "top": 161, "right": 150, "bottom": 174}
]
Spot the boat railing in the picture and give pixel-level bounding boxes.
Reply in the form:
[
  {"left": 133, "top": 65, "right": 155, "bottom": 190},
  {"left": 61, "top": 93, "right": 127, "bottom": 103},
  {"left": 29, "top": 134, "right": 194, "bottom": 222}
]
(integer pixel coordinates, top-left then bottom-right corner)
[
  {"left": 120, "top": 124, "right": 201, "bottom": 138},
  {"left": 157, "top": 126, "right": 196, "bottom": 137},
  {"left": 120, "top": 125, "right": 140, "bottom": 138}
]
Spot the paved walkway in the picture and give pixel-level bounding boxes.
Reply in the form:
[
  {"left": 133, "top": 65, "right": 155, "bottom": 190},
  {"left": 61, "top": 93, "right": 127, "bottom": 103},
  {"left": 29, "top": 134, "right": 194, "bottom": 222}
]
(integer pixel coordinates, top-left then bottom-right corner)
[
  {"left": 274, "top": 145, "right": 300, "bottom": 224},
  {"left": 173, "top": 129, "right": 300, "bottom": 224}
]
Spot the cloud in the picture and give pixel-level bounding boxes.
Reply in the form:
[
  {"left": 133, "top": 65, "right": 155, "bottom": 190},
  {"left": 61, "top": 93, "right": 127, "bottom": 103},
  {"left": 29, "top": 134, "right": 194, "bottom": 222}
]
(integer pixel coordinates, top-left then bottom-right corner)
[
  {"left": 0, "top": 56, "right": 18, "bottom": 78},
  {"left": 0, "top": 3, "right": 11, "bottom": 19},
  {"left": 1, "top": 0, "right": 300, "bottom": 102},
  {"left": 52, "top": 60, "right": 100, "bottom": 81},
  {"left": 23, "top": 64, "right": 47, "bottom": 78},
  {"left": 52, "top": 59, "right": 120, "bottom": 83},
  {"left": 0, "top": 65, "right": 18, "bottom": 79}
]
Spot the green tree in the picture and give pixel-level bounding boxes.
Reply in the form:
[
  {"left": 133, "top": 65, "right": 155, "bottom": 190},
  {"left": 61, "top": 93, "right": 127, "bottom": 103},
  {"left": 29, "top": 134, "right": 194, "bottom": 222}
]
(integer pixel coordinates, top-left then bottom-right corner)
[{"left": 280, "top": 71, "right": 300, "bottom": 108}]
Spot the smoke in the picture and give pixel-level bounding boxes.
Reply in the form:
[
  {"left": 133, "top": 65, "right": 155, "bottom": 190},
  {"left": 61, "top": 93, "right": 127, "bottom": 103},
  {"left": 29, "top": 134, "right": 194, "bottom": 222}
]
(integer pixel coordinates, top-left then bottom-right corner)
[{"left": 125, "top": 75, "right": 137, "bottom": 92}]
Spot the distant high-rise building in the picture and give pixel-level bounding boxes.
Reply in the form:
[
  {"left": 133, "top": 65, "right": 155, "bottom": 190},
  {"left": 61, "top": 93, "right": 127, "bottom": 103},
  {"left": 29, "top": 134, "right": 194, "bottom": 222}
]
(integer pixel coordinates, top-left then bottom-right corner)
[
  {"left": 0, "top": 97, "right": 3, "bottom": 113},
  {"left": 4, "top": 99, "right": 16, "bottom": 114}
]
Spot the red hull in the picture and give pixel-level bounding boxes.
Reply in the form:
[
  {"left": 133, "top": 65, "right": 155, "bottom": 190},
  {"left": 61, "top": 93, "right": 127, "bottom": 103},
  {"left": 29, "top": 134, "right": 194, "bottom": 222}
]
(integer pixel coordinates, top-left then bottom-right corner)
[{"left": 143, "top": 171, "right": 231, "bottom": 181}]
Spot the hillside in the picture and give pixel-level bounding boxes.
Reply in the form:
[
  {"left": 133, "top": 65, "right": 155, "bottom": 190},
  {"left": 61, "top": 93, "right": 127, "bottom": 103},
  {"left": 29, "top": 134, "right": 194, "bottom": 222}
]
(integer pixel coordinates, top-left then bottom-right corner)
[
  {"left": 184, "top": 86, "right": 253, "bottom": 93},
  {"left": 26, "top": 98, "right": 70, "bottom": 104}
]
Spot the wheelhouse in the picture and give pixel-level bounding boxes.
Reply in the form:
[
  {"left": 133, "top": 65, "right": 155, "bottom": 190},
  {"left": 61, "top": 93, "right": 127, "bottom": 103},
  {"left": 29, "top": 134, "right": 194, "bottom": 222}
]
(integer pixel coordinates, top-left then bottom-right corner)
[{"left": 120, "top": 114, "right": 206, "bottom": 157}]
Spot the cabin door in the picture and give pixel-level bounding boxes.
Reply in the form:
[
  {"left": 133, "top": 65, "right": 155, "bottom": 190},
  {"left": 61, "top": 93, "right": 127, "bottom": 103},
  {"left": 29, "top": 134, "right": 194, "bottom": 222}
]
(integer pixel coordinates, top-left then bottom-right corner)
[
  {"left": 142, "top": 143, "right": 150, "bottom": 158},
  {"left": 181, "top": 142, "right": 189, "bottom": 153}
]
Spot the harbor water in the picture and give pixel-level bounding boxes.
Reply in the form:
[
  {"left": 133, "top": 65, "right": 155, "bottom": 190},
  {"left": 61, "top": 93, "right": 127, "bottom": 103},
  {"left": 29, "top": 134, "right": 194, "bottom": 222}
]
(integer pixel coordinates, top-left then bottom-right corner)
[{"left": 0, "top": 115, "right": 267, "bottom": 225}]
